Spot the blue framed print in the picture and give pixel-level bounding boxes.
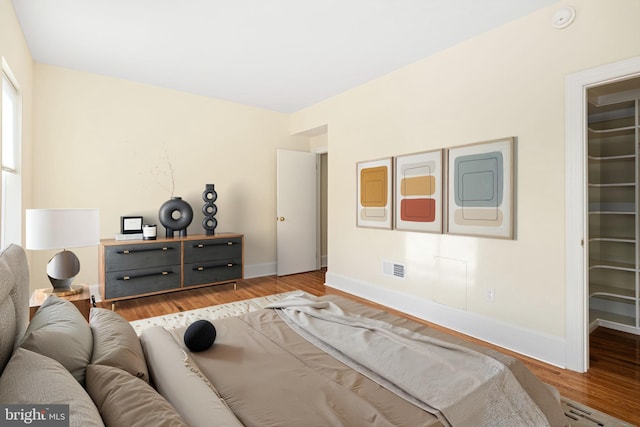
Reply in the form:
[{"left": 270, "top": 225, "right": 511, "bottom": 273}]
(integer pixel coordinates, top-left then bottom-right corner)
[{"left": 446, "top": 137, "right": 515, "bottom": 239}]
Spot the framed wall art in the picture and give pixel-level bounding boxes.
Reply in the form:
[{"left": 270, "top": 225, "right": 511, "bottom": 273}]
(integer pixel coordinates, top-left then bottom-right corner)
[
  {"left": 394, "top": 149, "right": 443, "bottom": 233},
  {"left": 446, "top": 137, "right": 515, "bottom": 239},
  {"left": 357, "top": 157, "right": 393, "bottom": 229}
]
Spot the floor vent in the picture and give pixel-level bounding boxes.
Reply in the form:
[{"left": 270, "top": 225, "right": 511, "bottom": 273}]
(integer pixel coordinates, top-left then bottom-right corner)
[{"left": 382, "top": 260, "right": 406, "bottom": 279}]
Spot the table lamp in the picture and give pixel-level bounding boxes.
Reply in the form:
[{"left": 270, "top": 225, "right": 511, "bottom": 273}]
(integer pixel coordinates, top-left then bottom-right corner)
[{"left": 25, "top": 208, "right": 99, "bottom": 295}]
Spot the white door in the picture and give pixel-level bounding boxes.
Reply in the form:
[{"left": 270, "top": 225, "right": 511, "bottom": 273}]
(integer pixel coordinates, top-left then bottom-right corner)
[{"left": 277, "top": 149, "right": 318, "bottom": 276}]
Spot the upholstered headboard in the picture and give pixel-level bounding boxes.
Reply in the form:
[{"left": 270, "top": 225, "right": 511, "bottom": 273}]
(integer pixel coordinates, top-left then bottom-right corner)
[{"left": 0, "top": 244, "right": 29, "bottom": 374}]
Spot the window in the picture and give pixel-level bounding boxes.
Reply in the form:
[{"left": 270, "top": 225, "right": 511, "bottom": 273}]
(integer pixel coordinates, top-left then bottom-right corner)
[{"left": 1, "top": 61, "right": 22, "bottom": 249}]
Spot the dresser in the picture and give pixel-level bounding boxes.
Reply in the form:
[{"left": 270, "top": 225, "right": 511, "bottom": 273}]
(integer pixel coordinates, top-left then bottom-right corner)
[{"left": 99, "top": 233, "right": 243, "bottom": 306}]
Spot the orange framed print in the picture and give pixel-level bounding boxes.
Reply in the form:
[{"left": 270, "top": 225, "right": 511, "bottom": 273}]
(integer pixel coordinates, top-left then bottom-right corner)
[
  {"left": 394, "top": 149, "right": 443, "bottom": 233},
  {"left": 446, "top": 137, "right": 515, "bottom": 239},
  {"left": 357, "top": 157, "right": 393, "bottom": 229}
]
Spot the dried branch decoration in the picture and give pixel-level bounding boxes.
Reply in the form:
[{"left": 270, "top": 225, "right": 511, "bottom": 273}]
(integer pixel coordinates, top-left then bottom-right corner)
[{"left": 151, "top": 149, "right": 175, "bottom": 197}]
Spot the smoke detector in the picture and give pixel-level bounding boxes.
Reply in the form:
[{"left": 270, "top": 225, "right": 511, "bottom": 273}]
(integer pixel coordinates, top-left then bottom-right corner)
[{"left": 551, "top": 7, "right": 576, "bottom": 29}]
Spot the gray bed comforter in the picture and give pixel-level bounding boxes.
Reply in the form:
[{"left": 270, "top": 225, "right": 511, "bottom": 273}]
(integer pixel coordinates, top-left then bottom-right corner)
[
  {"left": 143, "top": 294, "right": 568, "bottom": 427},
  {"left": 267, "top": 294, "right": 554, "bottom": 426}
]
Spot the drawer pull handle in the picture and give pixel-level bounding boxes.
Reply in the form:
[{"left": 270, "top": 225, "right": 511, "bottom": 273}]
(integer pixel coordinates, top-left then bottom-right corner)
[
  {"left": 117, "top": 247, "right": 174, "bottom": 255},
  {"left": 118, "top": 271, "right": 174, "bottom": 281},
  {"left": 192, "top": 263, "right": 237, "bottom": 272},
  {"left": 192, "top": 241, "right": 236, "bottom": 249}
]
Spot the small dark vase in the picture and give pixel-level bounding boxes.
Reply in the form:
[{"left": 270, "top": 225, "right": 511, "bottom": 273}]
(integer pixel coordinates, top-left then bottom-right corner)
[
  {"left": 202, "top": 184, "right": 218, "bottom": 235},
  {"left": 159, "top": 197, "right": 193, "bottom": 237}
]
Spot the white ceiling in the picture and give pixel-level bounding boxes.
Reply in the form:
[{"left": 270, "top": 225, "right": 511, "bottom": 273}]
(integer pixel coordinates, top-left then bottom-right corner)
[{"left": 12, "top": 0, "right": 556, "bottom": 113}]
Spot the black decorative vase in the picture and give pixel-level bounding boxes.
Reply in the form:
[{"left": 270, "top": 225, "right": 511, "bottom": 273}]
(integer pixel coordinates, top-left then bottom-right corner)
[
  {"left": 159, "top": 197, "right": 193, "bottom": 237},
  {"left": 202, "top": 184, "right": 218, "bottom": 235}
]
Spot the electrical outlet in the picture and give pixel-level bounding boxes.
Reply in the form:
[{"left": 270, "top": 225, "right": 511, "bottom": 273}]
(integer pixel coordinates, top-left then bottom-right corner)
[{"left": 486, "top": 289, "right": 495, "bottom": 302}]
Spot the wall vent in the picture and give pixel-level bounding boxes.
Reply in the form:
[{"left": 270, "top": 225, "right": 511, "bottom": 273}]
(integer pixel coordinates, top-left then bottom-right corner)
[{"left": 382, "top": 260, "right": 406, "bottom": 279}]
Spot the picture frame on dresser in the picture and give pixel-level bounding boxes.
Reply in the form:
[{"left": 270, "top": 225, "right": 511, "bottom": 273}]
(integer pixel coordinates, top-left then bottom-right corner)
[{"left": 121, "top": 216, "right": 143, "bottom": 234}]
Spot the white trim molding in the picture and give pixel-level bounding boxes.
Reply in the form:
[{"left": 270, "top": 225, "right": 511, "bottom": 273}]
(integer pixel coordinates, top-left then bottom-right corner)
[
  {"left": 565, "top": 56, "right": 640, "bottom": 373},
  {"left": 244, "top": 262, "right": 276, "bottom": 279},
  {"left": 326, "top": 271, "right": 567, "bottom": 368},
  {"left": 1, "top": 57, "right": 21, "bottom": 90}
]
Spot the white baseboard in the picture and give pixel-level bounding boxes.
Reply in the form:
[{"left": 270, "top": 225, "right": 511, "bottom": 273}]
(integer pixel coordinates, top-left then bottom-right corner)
[
  {"left": 245, "top": 261, "right": 328, "bottom": 279},
  {"left": 244, "top": 262, "right": 276, "bottom": 279},
  {"left": 325, "top": 271, "right": 567, "bottom": 368},
  {"left": 591, "top": 318, "right": 640, "bottom": 336}
]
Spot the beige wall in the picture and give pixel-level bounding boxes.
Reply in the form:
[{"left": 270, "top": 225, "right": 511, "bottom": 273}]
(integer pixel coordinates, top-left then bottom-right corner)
[
  {"left": 9, "top": 0, "right": 640, "bottom": 363},
  {"left": 291, "top": 0, "right": 640, "bottom": 341},
  {"left": 0, "top": 0, "right": 33, "bottom": 256},
  {"left": 31, "top": 64, "right": 308, "bottom": 289}
]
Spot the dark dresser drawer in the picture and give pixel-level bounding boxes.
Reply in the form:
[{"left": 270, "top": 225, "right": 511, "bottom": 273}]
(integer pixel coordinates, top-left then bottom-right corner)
[
  {"left": 184, "top": 260, "right": 242, "bottom": 287},
  {"left": 184, "top": 238, "right": 242, "bottom": 263},
  {"left": 104, "top": 242, "right": 181, "bottom": 272},
  {"left": 100, "top": 234, "right": 244, "bottom": 303},
  {"left": 105, "top": 264, "right": 181, "bottom": 299}
]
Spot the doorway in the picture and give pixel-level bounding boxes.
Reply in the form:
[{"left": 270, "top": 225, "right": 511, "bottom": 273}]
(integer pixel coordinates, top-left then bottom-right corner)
[
  {"left": 566, "top": 56, "right": 640, "bottom": 372},
  {"left": 586, "top": 77, "right": 640, "bottom": 336},
  {"left": 319, "top": 152, "right": 328, "bottom": 268}
]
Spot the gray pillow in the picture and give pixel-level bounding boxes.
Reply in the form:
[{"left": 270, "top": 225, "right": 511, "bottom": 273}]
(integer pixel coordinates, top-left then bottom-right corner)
[
  {"left": 86, "top": 364, "right": 187, "bottom": 427},
  {"left": 0, "top": 348, "right": 104, "bottom": 427},
  {"left": 89, "top": 308, "right": 149, "bottom": 382},
  {"left": 19, "top": 295, "right": 93, "bottom": 385}
]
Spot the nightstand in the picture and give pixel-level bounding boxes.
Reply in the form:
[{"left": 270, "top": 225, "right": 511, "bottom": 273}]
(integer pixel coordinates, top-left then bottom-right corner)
[{"left": 29, "top": 284, "right": 92, "bottom": 320}]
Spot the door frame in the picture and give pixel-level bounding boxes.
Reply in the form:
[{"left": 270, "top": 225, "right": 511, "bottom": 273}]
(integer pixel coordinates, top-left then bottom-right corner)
[
  {"left": 312, "top": 145, "right": 328, "bottom": 269},
  {"left": 565, "top": 56, "right": 640, "bottom": 372}
]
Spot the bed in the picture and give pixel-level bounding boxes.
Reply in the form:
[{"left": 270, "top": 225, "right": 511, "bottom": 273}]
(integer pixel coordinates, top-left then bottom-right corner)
[{"left": 0, "top": 244, "right": 569, "bottom": 426}]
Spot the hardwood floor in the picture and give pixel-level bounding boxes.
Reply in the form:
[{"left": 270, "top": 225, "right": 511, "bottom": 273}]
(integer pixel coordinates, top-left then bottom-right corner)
[
  {"left": 107, "top": 269, "right": 640, "bottom": 426},
  {"left": 104, "top": 270, "right": 326, "bottom": 322}
]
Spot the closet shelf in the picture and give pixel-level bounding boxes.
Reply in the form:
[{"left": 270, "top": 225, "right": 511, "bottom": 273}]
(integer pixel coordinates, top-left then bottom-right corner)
[
  {"left": 588, "top": 210, "right": 635, "bottom": 215},
  {"left": 588, "top": 202, "right": 635, "bottom": 213},
  {"left": 589, "top": 309, "right": 636, "bottom": 328},
  {"left": 590, "top": 282, "right": 636, "bottom": 300},
  {"left": 588, "top": 125, "right": 635, "bottom": 134},
  {"left": 588, "top": 182, "right": 635, "bottom": 188},
  {"left": 589, "top": 236, "right": 635, "bottom": 243},
  {"left": 588, "top": 154, "right": 636, "bottom": 161},
  {"left": 589, "top": 259, "right": 636, "bottom": 272}
]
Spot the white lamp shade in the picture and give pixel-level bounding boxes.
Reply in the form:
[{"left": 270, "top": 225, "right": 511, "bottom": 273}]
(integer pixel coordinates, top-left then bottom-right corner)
[{"left": 26, "top": 208, "right": 100, "bottom": 250}]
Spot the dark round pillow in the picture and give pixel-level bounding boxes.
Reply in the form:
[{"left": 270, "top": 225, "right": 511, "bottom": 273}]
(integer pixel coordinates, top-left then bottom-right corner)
[{"left": 184, "top": 320, "right": 216, "bottom": 352}]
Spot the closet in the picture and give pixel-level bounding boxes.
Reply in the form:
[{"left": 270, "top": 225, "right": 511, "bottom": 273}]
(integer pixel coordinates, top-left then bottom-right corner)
[{"left": 588, "top": 77, "right": 640, "bottom": 335}]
